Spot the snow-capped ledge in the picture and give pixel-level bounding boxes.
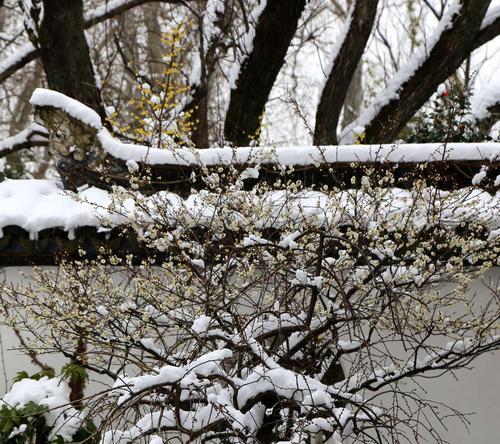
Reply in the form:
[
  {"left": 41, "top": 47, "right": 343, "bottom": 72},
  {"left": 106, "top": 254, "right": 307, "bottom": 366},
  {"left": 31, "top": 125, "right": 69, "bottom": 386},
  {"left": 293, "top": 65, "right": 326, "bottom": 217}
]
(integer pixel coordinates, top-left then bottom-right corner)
[
  {"left": 30, "top": 88, "right": 102, "bottom": 129},
  {"left": 0, "top": 179, "right": 498, "bottom": 242},
  {"left": 29, "top": 88, "right": 500, "bottom": 168}
]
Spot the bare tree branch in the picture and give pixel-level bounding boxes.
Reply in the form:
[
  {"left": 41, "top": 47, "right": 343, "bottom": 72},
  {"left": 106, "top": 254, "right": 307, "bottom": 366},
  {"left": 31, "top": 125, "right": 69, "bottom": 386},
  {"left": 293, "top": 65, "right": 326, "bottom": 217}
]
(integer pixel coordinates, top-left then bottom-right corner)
[
  {"left": 0, "top": 0, "right": 191, "bottom": 84},
  {"left": 361, "top": 0, "right": 492, "bottom": 144},
  {"left": 224, "top": 0, "right": 307, "bottom": 146},
  {"left": 314, "top": 0, "right": 379, "bottom": 145},
  {"left": 0, "top": 124, "right": 48, "bottom": 159}
]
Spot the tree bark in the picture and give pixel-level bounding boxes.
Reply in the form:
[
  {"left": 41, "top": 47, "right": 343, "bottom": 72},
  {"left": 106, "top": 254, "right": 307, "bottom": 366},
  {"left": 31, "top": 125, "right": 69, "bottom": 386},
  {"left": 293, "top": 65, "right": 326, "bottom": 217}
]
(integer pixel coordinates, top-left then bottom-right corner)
[
  {"left": 0, "top": 1, "right": 5, "bottom": 30},
  {"left": 36, "top": 0, "right": 108, "bottom": 188},
  {"left": 364, "top": 0, "right": 491, "bottom": 144},
  {"left": 473, "top": 7, "right": 500, "bottom": 50},
  {"left": 189, "top": 82, "right": 210, "bottom": 148},
  {"left": 314, "top": 0, "right": 378, "bottom": 145},
  {"left": 224, "top": 0, "right": 307, "bottom": 146},
  {"left": 38, "top": 0, "right": 105, "bottom": 118},
  {"left": 0, "top": 1, "right": 190, "bottom": 85}
]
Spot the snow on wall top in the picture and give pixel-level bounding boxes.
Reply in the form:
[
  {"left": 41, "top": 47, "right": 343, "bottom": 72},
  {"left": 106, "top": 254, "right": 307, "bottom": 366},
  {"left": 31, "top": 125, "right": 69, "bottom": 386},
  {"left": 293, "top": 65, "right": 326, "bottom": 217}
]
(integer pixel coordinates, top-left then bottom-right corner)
[
  {"left": 29, "top": 88, "right": 500, "bottom": 167},
  {"left": 30, "top": 88, "right": 103, "bottom": 129},
  {"left": 0, "top": 179, "right": 498, "bottom": 241},
  {"left": 0, "top": 180, "right": 112, "bottom": 239}
]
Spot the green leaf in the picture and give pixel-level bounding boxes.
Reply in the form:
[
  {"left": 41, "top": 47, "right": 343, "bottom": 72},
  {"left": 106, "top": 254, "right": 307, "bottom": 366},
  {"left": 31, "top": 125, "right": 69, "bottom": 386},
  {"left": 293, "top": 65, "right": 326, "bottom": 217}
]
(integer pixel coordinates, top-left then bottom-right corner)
[{"left": 61, "top": 363, "right": 88, "bottom": 384}]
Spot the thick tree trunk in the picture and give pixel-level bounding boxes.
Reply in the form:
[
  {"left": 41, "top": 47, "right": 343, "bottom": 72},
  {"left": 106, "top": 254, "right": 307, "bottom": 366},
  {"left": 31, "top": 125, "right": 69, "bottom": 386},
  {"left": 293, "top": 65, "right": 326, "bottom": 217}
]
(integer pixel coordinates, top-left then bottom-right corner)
[
  {"left": 37, "top": 0, "right": 106, "bottom": 189},
  {"left": 38, "top": 0, "right": 105, "bottom": 119},
  {"left": 364, "top": 0, "right": 491, "bottom": 144},
  {"left": 187, "top": 1, "right": 211, "bottom": 149},
  {"left": 0, "top": 2, "right": 5, "bottom": 30},
  {"left": 314, "top": 0, "right": 378, "bottom": 145},
  {"left": 68, "top": 336, "right": 87, "bottom": 410},
  {"left": 187, "top": 0, "right": 234, "bottom": 148},
  {"left": 224, "top": 0, "right": 306, "bottom": 146}
]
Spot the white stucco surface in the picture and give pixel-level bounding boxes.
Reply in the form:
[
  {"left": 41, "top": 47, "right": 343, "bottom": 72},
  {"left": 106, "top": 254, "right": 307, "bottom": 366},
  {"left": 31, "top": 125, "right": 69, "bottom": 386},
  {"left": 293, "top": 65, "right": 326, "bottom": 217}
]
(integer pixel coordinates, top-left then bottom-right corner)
[{"left": 0, "top": 266, "right": 498, "bottom": 443}]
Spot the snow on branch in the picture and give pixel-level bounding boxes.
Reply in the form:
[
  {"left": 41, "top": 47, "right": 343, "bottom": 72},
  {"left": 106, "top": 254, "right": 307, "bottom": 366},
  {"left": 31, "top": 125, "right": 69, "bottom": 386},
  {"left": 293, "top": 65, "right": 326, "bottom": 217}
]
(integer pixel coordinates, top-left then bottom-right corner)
[
  {"left": 340, "top": 1, "right": 462, "bottom": 144},
  {"left": 314, "top": 0, "right": 379, "bottom": 145},
  {"left": 481, "top": 4, "right": 500, "bottom": 30},
  {"left": 0, "top": 0, "right": 191, "bottom": 84},
  {"left": 0, "top": 42, "right": 38, "bottom": 84},
  {"left": 30, "top": 89, "right": 102, "bottom": 129},
  {"left": 227, "top": 0, "right": 268, "bottom": 90},
  {"left": 0, "top": 122, "right": 48, "bottom": 158},
  {"left": 84, "top": 0, "right": 188, "bottom": 26},
  {"left": 474, "top": 4, "right": 500, "bottom": 49},
  {"left": 469, "top": 78, "right": 500, "bottom": 122},
  {"left": 104, "top": 351, "right": 368, "bottom": 443}
]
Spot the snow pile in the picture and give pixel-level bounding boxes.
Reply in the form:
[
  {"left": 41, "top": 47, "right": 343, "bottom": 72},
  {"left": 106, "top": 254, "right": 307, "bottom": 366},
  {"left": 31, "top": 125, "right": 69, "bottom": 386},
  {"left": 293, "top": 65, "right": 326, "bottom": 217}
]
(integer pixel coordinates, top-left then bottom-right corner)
[{"left": 0, "top": 376, "right": 85, "bottom": 441}]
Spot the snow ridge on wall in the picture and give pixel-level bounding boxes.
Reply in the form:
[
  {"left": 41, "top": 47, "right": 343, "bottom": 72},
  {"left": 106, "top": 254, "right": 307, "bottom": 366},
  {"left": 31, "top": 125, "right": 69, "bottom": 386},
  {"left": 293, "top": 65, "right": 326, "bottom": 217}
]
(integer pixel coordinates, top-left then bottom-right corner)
[{"left": 28, "top": 88, "right": 500, "bottom": 166}]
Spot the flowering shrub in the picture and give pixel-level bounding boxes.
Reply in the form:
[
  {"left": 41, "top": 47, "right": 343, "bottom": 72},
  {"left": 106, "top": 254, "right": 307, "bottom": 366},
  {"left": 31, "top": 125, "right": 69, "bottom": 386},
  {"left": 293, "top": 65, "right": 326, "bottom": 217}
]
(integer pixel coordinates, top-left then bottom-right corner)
[
  {"left": 0, "top": 161, "right": 498, "bottom": 443},
  {"left": 107, "top": 22, "right": 195, "bottom": 149},
  {"left": 402, "top": 81, "right": 495, "bottom": 143}
]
